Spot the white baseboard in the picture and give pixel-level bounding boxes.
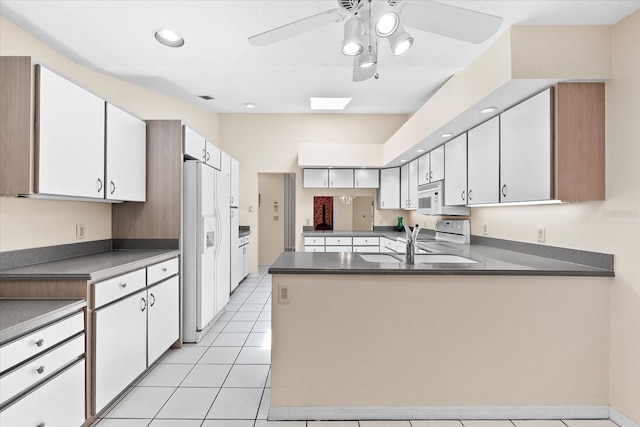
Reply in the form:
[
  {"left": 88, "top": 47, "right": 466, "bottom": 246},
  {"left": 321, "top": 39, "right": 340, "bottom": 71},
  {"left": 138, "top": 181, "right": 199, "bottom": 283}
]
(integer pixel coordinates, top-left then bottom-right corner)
[
  {"left": 269, "top": 405, "right": 610, "bottom": 421},
  {"left": 611, "top": 407, "right": 640, "bottom": 427}
]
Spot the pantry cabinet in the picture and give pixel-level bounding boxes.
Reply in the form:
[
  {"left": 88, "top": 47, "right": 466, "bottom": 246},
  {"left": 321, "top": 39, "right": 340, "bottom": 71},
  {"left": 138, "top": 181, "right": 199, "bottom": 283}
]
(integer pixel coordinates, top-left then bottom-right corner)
[
  {"left": 467, "top": 116, "right": 500, "bottom": 205},
  {"left": 444, "top": 134, "right": 468, "bottom": 206},
  {"left": 377, "top": 167, "right": 400, "bottom": 209},
  {"left": 105, "top": 103, "right": 146, "bottom": 201},
  {"left": 37, "top": 65, "right": 106, "bottom": 199},
  {"left": 500, "top": 88, "right": 553, "bottom": 203}
]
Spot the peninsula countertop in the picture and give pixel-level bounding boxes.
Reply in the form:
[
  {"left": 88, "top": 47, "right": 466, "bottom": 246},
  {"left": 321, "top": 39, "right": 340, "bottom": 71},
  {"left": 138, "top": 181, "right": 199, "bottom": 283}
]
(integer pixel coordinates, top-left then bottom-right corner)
[
  {"left": 269, "top": 240, "right": 614, "bottom": 277},
  {"left": 0, "top": 249, "right": 180, "bottom": 282}
]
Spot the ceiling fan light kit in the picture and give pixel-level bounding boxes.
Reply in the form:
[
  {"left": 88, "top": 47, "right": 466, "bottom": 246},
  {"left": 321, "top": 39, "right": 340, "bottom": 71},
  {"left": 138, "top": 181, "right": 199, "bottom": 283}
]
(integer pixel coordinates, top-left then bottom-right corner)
[
  {"left": 342, "top": 17, "right": 364, "bottom": 56},
  {"left": 247, "top": 0, "right": 503, "bottom": 82}
]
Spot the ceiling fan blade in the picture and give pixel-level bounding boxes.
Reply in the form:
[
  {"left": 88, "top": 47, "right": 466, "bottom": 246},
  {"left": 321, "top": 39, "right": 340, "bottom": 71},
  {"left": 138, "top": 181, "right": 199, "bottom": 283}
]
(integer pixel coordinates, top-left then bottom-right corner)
[
  {"left": 248, "top": 8, "right": 346, "bottom": 47},
  {"left": 353, "top": 58, "right": 377, "bottom": 82},
  {"left": 400, "top": 1, "right": 503, "bottom": 44}
]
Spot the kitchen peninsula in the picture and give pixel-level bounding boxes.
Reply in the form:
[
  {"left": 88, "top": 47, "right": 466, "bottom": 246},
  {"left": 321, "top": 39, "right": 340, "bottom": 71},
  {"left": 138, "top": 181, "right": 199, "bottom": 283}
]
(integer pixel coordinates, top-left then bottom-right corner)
[{"left": 268, "top": 240, "right": 614, "bottom": 421}]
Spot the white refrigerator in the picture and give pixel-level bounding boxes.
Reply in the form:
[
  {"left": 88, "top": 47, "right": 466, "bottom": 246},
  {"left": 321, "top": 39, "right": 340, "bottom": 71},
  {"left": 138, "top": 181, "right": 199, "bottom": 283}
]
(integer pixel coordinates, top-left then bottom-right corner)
[{"left": 183, "top": 160, "right": 230, "bottom": 343}]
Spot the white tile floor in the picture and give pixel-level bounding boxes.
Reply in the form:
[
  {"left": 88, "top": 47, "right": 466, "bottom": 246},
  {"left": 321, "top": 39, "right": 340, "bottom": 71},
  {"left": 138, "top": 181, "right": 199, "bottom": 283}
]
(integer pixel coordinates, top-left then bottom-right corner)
[{"left": 93, "top": 266, "right": 621, "bottom": 427}]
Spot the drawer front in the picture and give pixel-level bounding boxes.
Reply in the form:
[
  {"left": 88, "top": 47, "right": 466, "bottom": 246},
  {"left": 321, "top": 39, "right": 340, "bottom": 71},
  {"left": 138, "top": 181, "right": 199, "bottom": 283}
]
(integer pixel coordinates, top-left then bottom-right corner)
[
  {"left": 304, "top": 246, "right": 324, "bottom": 253},
  {"left": 0, "top": 334, "right": 84, "bottom": 404},
  {"left": 0, "top": 312, "right": 84, "bottom": 372},
  {"left": 353, "top": 237, "right": 380, "bottom": 246},
  {"left": 353, "top": 246, "right": 380, "bottom": 253},
  {"left": 147, "top": 257, "right": 179, "bottom": 285},
  {"left": 325, "top": 237, "right": 353, "bottom": 246},
  {"left": 94, "top": 268, "right": 146, "bottom": 308},
  {"left": 325, "top": 246, "right": 352, "bottom": 253},
  {"left": 304, "top": 237, "right": 325, "bottom": 246},
  {"left": 0, "top": 358, "right": 85, "bottom": 427}
]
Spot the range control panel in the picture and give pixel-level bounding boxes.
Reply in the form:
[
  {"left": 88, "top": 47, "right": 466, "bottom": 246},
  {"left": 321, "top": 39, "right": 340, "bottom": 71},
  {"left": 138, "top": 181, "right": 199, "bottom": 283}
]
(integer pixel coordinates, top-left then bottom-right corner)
[{"left": 435, "top": 220, "right": 471, "bottom": 243}]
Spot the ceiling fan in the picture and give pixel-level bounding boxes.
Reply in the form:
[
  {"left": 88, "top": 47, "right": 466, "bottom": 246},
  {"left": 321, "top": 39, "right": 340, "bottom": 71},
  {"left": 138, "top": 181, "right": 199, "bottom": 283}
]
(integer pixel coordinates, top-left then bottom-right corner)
[{"left": 248, "top": 0, "right": 503, "bottom": 82}]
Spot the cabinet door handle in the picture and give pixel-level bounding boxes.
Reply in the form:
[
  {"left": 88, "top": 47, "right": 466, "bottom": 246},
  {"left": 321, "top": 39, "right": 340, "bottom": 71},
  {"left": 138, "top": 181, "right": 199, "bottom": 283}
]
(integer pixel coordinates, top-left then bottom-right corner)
[
  {"left": 162, "top": 267, "right": 167, "bottom": 272},
  {"left": 140, "top": 297, "right": 147, "bottom": 312},
  {"left": 206, "top": 151, "right": 210, "bottom": 161},
  {"left": 430, "top": 171, "right": 433, "bottom": 180},
  {"left": 120, "top": 282, "right": 127, "bottom": 288},
  {"left": 468, "top": 189, "right": 472, "bottom": 201},
  {"left": 37, "top": 366, "right": 45, "bottom": 374},
  {"left": 501, "top": 184, "right": 507, "bottom": 198},
  {"left": 35, "top": 339, "right": 45, "bottom": 347},
  {"left": 150, "top": 293, "right": 156, "bottom": 307},
  {"left": 110, "top": 181, "right": 116, "bottom": 195},
  {"left": 461, "top": 190, "right": 465, "bottom": 201},
  {"left": 97, "top": 178, "right": 103, "bottom": 192},
  {"left": 356, "top": 180, "right": 359, "bottom": 187},
  {"left": 382, "top": 201, "right": 385, "bottom": 207},
  {"left": 202, "top": 148, "right": 206, "bottom": 161},
  {"left": 324, "top": 180, "right": 327, "bottom": 186}
]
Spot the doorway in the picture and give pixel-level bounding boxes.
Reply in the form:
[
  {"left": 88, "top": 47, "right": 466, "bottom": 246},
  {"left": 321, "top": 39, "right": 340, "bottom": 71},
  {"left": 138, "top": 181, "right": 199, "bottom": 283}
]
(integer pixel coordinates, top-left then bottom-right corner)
[{"left": 258, "top": 173, "right": 295, "bottom": 265}]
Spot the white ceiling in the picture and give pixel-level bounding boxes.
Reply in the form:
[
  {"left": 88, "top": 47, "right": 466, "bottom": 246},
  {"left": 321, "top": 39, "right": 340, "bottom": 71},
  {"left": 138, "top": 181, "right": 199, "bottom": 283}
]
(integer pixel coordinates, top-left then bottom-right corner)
[{"left": 1, "top": 0, "right": 639, "bottom": 114}]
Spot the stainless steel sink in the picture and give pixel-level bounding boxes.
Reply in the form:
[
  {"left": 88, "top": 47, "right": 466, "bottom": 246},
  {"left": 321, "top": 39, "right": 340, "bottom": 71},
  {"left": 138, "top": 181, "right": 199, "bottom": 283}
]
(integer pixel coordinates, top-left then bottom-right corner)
[
  {"left": 413, "top": 254, "right": 477, "bottom": 264},
  {"left": 359, "top": 254, "right": 400, "bottom": 263}
]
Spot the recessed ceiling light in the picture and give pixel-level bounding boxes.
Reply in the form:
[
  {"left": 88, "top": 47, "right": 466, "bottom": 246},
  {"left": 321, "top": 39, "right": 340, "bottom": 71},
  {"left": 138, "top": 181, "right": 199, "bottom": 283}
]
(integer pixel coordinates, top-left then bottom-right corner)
[
  {"left": 416, "top": 149, "right": 425, "bottom": 153},
  {"left": 441, "top": 133, "right": 453, "bottom": 138},
  {"left": 198, "top": 95, "right": 215, "bottom": 101},
  {"left": 480, "top": 107, "right": 497, "bottom": 114},
  {"left": 328, "top": 166, "right": 333, "bottom": 169},
  {"left": 154, "top": 29, "right": 184, "bottom": 48},
  {"left": 360, "top": 166, "right": 366, "bottom": 169},
  {"left": 400, "top": 159, "right": 407, "bottom": 163},
  {"left": 310, "top": 97, "right": 352, "bottom": 110},
  {"left": 244, "top": 103, "right": 256, "bottom": 109}
]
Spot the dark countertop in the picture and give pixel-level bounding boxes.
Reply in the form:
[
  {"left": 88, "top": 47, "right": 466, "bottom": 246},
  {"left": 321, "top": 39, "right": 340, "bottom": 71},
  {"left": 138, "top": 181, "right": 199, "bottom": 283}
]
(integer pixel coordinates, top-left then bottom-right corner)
[
  {"left": 0, "top": 249, "right": 180, "bottom": 282},
  {"left": 269, "top": 240, "right": 614, "bottom": 277},
  {"left": 0, "top": 299, "right": 86, "bottom": 345}
]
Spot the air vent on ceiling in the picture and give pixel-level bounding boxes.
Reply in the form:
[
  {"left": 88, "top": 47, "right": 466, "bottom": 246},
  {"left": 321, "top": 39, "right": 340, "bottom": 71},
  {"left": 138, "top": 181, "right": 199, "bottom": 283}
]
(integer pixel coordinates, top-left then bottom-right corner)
[{"left": 198, "top": 95, "right": 215, "bottom": 101}]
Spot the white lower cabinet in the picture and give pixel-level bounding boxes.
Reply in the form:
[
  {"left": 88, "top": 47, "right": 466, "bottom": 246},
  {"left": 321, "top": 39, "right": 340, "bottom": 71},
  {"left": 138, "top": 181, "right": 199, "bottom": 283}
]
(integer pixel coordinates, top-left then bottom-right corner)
[
  {"left": 242, "top": 240, "right": 251, "bottom": 278},
  {"left": 0, "top": 358, "right": 86, "bottom": 427},
  {"left": 94, "top": 289, "right": 147, "bottom": 413},
  {"left": 304, "top": 246, "right": 325, "bottom": 252},
  {"left": 147, "top": 276, "right": 180, "bottom": 365}
]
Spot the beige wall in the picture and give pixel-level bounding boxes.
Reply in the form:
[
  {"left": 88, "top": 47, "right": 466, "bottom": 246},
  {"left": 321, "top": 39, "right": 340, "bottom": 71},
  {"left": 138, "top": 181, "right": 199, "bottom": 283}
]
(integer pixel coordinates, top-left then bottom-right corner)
[
  {"left": 218, "top": 114, "right": 408, "bottom": 272},
  {"left": 0, "top": 16, "right": 219, "bottom": 251},
  {"left": 258, "top": 173, "right": 285, "bottom": 265}
]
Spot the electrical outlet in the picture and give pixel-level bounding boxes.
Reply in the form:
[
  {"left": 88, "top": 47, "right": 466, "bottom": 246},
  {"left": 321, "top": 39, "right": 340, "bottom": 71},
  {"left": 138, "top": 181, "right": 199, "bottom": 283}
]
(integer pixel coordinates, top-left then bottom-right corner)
[
  {"left": 537, "top": 226, "right": 546, "bottom": 243},
  {"left": 278, "top": 284, "right": 290, "bottom": 304},
  {"left": 483, "top": 223, "right": 489, "bottom": 236},
  {"left": 76, "top": 224, "right": 85, "bottom": 240}
]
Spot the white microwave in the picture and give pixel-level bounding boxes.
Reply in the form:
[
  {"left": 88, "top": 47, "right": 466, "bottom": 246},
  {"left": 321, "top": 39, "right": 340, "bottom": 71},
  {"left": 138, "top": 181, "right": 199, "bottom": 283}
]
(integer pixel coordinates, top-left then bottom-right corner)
[{"left": 417, "top": 181, "right": 470, "bottom": 216}]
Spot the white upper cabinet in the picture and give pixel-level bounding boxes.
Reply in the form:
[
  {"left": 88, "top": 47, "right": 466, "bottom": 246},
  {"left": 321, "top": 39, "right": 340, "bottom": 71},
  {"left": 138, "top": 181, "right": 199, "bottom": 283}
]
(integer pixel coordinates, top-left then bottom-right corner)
[
  {"left": 444, "top": 134, "right": 468, "bottom": 206},
  {"left": 36, "top": 66, "right": 106, "bottom": 199},
  {"left": 400, "top": 161, "right": 418, "bottom": 209},
  {"left": 230, "top": 157, "right": 239, "bottom": 207},
  {"left": 417, "top": 154, "right": 430, "bottom": 186},
  {"left": 430, "top": 145, "right": 445, "bottom": 182},
  {"left": 183, "top": 126, "right": 205, "bottom": 162},
  {"left": 220, "top": 150, "right": 231, "bottom": 176},
  {"left": 205, "top": 141, "right": 221, "bottom": 170},
  {"left": 467, "top": 116, "right": 500, "bottom": 205},
  {"left": 105, "top": 103, "right": 146, "bottom": 202},
  {"left": 500, "top": 88, "right": 552, "bottom": 203},
  {"left": 378, "top": 167, "right": 400, "bottom": 210},
  {"left": 354, "top": 169, "right": 379, "bottom": 188},
  {"left": 329, "top": 169, "right": 354, "bottom": 188},
  {"left": 303, "top": 169, "right": 328, "bottom": 188}
]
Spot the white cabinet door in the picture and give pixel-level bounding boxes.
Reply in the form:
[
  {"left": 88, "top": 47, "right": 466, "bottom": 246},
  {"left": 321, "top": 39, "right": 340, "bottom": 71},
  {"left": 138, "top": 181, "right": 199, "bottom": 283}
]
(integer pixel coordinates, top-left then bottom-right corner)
[
  {"left": 354, "top": 169, "right": 379, "bottom": 188},
  {"left": 105, "top": 103, "right": 146, "bottom": 202},
  {"left": 231, "top": 213, "right": 241, "bottom": 292},
  {"left": 220, "top": 150, "right": 231, "bottom": 176},
  {"left": 94, "top": 290, "right": 147, "bottom": 413},
  {"left": 183, "top": 125, "right": 206, "bottom": 161},
  {"left": 243, "top": 242, "right": 251, "bottom": 278},
  {"left": 329, "top": 169, "right": 354, "bottom": 188},
  {"left": 230, "top": 157, "right": 240, "bottom": 207},
  {"left": 408, "top": 159, "right": 418, "bottom": 209},
  {"left": 430, "top": 145, "right": 445, "bottom": 182},
  {"left": 215, "top": 172, "right": 231, "bottom": 315},
  {"left": 417, "top": 154, "right": 430, "bottom": 186},
  {"left": 378, "top": 168, "right": 400, "bottom": 209},
  {"left": 303, "top": 169, "right": 328, "bottom": 188},
  {"left": 205, "top": 141, "right": 221, "bottom": 170},
  {"left": 444, "top": 134, "right": 468, "bottom": 206},
  {"left": 500, "top": 89, "right": 552, "bottom": 202},
  {"left": 400, "top": 163, "right": 410, "bottom": 209},
  {"left": 468, "top": 116, "right": 500, "bottom": 205},
  {"left": 147, "top": 276, "right": 179, "bottom": 365},
  {"left": 36, "top": 66, "right": 105, "bottom": 198}
]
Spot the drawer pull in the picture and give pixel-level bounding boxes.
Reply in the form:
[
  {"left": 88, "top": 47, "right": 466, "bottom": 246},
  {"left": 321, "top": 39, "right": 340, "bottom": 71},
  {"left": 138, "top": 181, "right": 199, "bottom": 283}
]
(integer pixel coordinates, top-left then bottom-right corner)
[
  {"left": 120, "top": 282, "right": 127, "bottom": 288},
  {"left": 162, "top": 267, "right": 168, "bottom": 272},
  {"left": 35, "top": 339, "right": 45, "bottom": 347},
  {"left": 37, "top": 365, "right": 45, "bottom": 374}
]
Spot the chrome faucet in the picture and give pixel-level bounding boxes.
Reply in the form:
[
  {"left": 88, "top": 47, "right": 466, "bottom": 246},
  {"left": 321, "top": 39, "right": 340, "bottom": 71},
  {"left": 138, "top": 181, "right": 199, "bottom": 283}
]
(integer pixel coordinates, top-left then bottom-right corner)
[{"left": 404, "top": 224, "right": 420, "bottom": 265}]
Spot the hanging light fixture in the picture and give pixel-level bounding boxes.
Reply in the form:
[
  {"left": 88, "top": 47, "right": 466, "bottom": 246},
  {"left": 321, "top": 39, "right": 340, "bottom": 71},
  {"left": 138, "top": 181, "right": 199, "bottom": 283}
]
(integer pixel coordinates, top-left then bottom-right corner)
[
  {"left": 341, "top": 17, "right": 364, "bottom": 56},
  {"left": 358, "top": 34, "right": 377, "bottom": 68},
  {"left": 388, "top": 24, "right": 413, "bottom": 56},
  {"left": 373, "top": 2, "right": 399, "bottom": 38}
]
